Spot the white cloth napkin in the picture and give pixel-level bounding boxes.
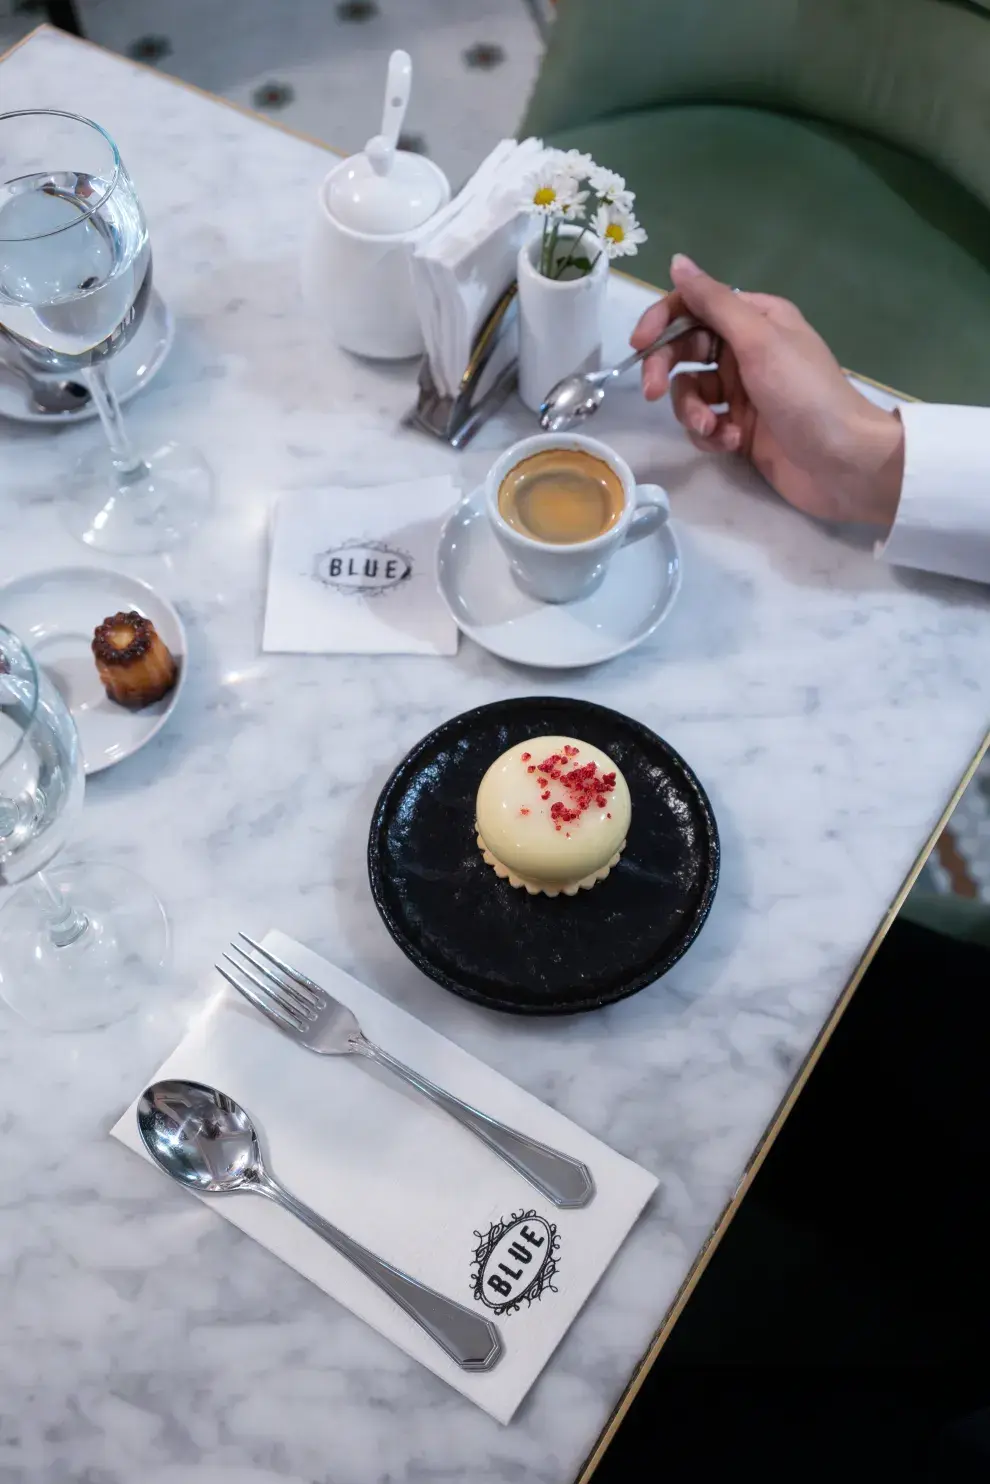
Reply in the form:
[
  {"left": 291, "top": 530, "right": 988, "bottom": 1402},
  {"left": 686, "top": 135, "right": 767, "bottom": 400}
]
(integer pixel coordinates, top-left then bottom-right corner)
[
  {"left": 410, "top": 137, "right": 547, "bottom": 399},
  {"left": 262, "top": 478, "right": 459, "bottom": 656},
  {"left": 111, "top": 932, "right": 657, "bottom": 1423}
]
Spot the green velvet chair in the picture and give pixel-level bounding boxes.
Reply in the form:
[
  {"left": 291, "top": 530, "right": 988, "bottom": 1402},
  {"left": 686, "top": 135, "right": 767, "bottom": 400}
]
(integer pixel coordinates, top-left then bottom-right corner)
[{"left": 521, "top": 0, "right": 990, "bottom": 403}]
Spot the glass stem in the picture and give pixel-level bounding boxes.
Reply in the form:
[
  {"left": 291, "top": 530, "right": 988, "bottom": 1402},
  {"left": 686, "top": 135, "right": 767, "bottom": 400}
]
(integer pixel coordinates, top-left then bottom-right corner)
[
  {"left": 36, "top": 870, "right": 89, "bottom": 949},
  {"left": 83, "top": 364, "right": 148, "bottom": 481}
]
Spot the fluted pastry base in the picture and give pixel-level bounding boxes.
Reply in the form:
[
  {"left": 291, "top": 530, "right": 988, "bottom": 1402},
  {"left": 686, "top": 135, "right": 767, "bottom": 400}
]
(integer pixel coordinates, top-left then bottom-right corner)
[{"left": 476, "top": 831, "right": 626, "bottom": 897}]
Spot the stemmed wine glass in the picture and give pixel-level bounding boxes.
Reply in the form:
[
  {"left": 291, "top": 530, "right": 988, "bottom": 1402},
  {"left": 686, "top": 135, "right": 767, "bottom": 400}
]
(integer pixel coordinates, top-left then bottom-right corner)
[
  {"left": 0, "top": 623, "right": 169, "bottom": 1030},
  {"left": 0, "top": 109, "right": 212, "bottom": 554}
]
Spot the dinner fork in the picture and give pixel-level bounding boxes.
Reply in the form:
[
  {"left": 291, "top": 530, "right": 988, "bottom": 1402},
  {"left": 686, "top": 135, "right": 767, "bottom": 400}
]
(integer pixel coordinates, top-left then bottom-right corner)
[{"left": 217, "top": 934, "right": 595, "bottom": 1208}]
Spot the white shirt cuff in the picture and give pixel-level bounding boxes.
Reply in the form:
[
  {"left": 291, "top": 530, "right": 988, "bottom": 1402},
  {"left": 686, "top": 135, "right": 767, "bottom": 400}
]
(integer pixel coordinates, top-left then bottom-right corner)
[{"left": 877, "top": 402, "right": 990, "bottom": 585}]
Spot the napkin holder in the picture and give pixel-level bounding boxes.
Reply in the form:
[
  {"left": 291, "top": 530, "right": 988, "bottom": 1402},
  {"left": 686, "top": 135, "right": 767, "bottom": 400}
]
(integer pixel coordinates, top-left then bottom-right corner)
[{"left": 405, "top": 283, "right": 519, "bottom": 450}]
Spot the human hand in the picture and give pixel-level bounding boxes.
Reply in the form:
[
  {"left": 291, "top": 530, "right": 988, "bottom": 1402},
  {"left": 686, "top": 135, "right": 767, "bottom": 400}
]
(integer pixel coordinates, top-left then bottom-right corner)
[{"left": 631, "top": 254, "right": 905, "bottom": 529}]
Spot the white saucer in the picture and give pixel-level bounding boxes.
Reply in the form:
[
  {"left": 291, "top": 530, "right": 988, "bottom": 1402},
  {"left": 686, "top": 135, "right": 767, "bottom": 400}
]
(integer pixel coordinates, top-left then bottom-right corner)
[
  {"left": 0, "top": 290, "right": 174, "bottom": 425},
  {"left": 437, "top": 486, "right": 682, "bottom": 668},
  {"left": 0, "top": 567, "right": 187, "bottom": 773}
]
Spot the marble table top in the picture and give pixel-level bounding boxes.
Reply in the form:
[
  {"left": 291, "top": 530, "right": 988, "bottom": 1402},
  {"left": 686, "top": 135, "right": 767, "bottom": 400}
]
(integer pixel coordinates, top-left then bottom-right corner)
[{"left": 1, "top": 26, "right": 989, "bottom": 1484}]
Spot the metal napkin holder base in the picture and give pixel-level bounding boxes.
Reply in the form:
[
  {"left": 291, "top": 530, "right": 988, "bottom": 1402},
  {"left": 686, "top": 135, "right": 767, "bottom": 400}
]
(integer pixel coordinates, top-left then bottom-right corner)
[{"left": 405, "top": 282, "right": 519, "bottom": 450}]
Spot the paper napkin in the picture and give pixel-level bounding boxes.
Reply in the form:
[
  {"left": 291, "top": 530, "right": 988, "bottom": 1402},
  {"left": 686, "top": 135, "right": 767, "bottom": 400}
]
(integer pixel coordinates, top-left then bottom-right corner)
[
  {"left": 111, "top": 932, "right": 657, "bottom": 1422},
  {"left": 263, "top": 479, "right": 459, "bottom": 656},
  {"left": 410, "top": 137, "right": 547, "bottom": 398}
]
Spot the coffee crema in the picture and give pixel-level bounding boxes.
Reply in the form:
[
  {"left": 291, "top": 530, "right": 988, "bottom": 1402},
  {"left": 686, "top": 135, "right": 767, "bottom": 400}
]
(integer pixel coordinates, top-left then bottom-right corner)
[{"left": 497, "top": 449, "right": 624, "bottom": 545}]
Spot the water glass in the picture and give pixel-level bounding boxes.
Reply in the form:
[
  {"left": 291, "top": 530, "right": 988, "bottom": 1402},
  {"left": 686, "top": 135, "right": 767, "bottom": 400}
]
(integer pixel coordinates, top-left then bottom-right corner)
[
  {"left": 0, "top": 623, "right": 169, "bottom": 1030},
  {"left": 0, "top": 109, "right": 212, "bottom": 554}
]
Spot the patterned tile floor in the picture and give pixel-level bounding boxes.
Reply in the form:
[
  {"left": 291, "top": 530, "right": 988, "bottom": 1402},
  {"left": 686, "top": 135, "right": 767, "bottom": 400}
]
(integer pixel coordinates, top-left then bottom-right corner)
[
  {"left": 2, "top": 0, "right": 988, "bottom": 902},
  {"left": 0, "top": 0, "right": 544, "bottom": 187},
  {"left": 933, "top": 753, "right": 990, "bottom": 901}
]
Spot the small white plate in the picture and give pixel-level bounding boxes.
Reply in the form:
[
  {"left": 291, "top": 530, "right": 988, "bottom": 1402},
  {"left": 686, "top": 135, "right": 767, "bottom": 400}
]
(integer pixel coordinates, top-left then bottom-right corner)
[
  {"left": 0, "top": 290, "right": 174, "bottom": 425},
  {"left": 437, "top": 486, "right": 681, "bottom": 668},
  {"left": 0, "top": 567, "right": 187, "bottom": 773}
]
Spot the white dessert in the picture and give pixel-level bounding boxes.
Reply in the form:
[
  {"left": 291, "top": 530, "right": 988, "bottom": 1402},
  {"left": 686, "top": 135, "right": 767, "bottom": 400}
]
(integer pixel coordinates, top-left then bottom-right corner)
[{"left": 475, "top": 734, "right": 631, "bottom": 897}]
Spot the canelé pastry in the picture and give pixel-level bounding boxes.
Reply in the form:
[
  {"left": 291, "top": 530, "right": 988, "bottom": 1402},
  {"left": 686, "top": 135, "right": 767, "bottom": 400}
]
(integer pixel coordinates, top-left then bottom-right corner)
[
  {"left": 475, "top": 735, "right": 631, "bottom": 897},
  {"left": 92, "top": 611, "right": 178, "bottom": 708}
]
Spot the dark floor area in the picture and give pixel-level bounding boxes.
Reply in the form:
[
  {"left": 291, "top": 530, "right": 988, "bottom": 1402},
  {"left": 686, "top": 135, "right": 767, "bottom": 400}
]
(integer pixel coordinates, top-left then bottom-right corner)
[{"left": 595, "top": 918, "right": 990, "bottom": 1482}]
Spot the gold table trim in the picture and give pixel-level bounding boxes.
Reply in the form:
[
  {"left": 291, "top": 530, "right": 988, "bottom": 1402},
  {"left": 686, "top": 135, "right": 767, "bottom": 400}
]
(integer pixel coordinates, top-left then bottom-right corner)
[{"left": 2, "top": 26, "right": 985, "bottom": 1480}]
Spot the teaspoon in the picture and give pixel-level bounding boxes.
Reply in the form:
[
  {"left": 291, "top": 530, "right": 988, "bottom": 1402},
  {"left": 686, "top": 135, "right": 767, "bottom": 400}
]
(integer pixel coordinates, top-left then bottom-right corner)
[
  {"left": 137, "top": 1078, "right": 503, "bottom": 1371},
  {"left": 0, "top": 327, "right": 92, "bottom": 415},
  {"left": 539, "top": 312, "right": 704, "bottom": 432},
  {"left": 0, "top": 357, "right": 91, "bottom": 415},
  {"left": 26, "top": 378, "right": 91, "bottom": 416}
]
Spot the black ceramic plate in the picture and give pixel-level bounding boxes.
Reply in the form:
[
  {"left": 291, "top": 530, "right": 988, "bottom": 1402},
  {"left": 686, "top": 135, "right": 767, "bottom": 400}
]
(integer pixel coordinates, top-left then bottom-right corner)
[{"left": 368, "top": 697, "right": 720, "bottom": 1015}]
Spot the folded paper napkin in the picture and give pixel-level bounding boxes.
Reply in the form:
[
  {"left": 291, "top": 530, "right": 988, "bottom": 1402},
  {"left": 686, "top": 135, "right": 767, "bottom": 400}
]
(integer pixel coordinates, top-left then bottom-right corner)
[
  {"left": 111, "top": 932, "right": 657, "bottom": 1422},
  {"left": 410, "top": 136, "right": 547, "bottom": 400},
  {"left": 263, "top": 478, "right": 459, "bottom": 656}
]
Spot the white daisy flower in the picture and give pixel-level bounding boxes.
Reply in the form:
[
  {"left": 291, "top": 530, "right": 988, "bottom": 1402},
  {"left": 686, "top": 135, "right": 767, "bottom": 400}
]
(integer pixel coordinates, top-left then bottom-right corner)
[
  {"left": 550, "top": 147, "right": 596, "bottom": 182},
  {"left": 588, "top": 165, "right": 635, "bottom": 211},
  {"left": 593, "top": 202, "right": 647, "bottom": 257},
  {"left": 557, "top": 187, "right": 590, "bottom": 220},
  {"left": 522, "top": 169, "right": 581, "bottom": 218}
]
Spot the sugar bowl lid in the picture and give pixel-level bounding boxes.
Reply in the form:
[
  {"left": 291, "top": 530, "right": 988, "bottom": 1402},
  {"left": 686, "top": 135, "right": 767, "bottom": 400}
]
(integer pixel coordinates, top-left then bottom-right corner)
[{"left": 326, "top": 146, "right": 446, "bottom": 236}]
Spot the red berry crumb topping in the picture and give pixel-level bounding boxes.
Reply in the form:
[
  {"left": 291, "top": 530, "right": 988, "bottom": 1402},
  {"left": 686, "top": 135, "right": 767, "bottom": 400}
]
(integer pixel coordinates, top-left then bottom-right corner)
[{"left": 519, "top": 743, "right": 618, "bottom": 832}]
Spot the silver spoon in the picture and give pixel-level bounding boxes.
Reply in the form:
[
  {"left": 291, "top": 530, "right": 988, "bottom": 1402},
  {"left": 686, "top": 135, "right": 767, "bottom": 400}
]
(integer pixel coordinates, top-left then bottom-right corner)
[
  {"left": 0, "top": 329, "right": 92, "bottom": 416},
  {"left": 26, "top": 378, "right": 91, "bottom": 416},
  {"left": 0, "top": 358, "right": 91, "bottom": 416},
  {"left": 539, "top": 312, "right": 704, "bottom": 432},
  {"left": 137, "top": 1078, "right": 503, "bottom": 1372}
]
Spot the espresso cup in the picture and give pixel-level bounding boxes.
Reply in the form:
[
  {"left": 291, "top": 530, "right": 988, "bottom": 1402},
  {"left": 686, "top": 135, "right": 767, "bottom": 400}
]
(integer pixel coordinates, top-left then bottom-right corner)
[{"left": 486, "top": 433, "right": 670, "bottom": 603}]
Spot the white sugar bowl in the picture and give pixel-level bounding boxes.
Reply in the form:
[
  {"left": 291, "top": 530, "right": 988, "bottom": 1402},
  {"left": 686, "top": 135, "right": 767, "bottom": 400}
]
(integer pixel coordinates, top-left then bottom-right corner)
[{"left": 301, "top": 50, "right": 450, "bottom": 360}]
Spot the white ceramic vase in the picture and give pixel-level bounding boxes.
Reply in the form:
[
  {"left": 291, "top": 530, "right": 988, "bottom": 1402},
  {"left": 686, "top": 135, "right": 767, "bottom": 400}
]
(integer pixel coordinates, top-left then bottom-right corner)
[{"left": 516, "top": 224, "right": 609, "bottom": 414}]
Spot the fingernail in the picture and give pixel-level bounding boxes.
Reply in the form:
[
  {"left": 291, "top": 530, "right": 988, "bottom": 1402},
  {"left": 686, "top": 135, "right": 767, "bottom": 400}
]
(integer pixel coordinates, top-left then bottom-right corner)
[
  {"left": 671, "top": 252, "right": 702, "bottom": 279},
  {"left": 691, "top": 410, "right": 712, "bottom": 436}
]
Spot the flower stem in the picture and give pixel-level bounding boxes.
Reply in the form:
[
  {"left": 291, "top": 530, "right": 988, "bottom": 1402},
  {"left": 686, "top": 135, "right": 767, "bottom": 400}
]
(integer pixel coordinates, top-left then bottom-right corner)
[
  {"left": 546, "top": 217, "right": 561, "bottom": 278},
  {"left": 553, "top": 225, "right": 590, "bottom": 280}
]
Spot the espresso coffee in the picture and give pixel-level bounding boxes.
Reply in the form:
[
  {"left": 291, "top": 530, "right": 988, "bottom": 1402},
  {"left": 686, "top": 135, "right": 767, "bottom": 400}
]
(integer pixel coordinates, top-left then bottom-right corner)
[{"left": 497, "top": 449, "right": 625, "bottom": 545}]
